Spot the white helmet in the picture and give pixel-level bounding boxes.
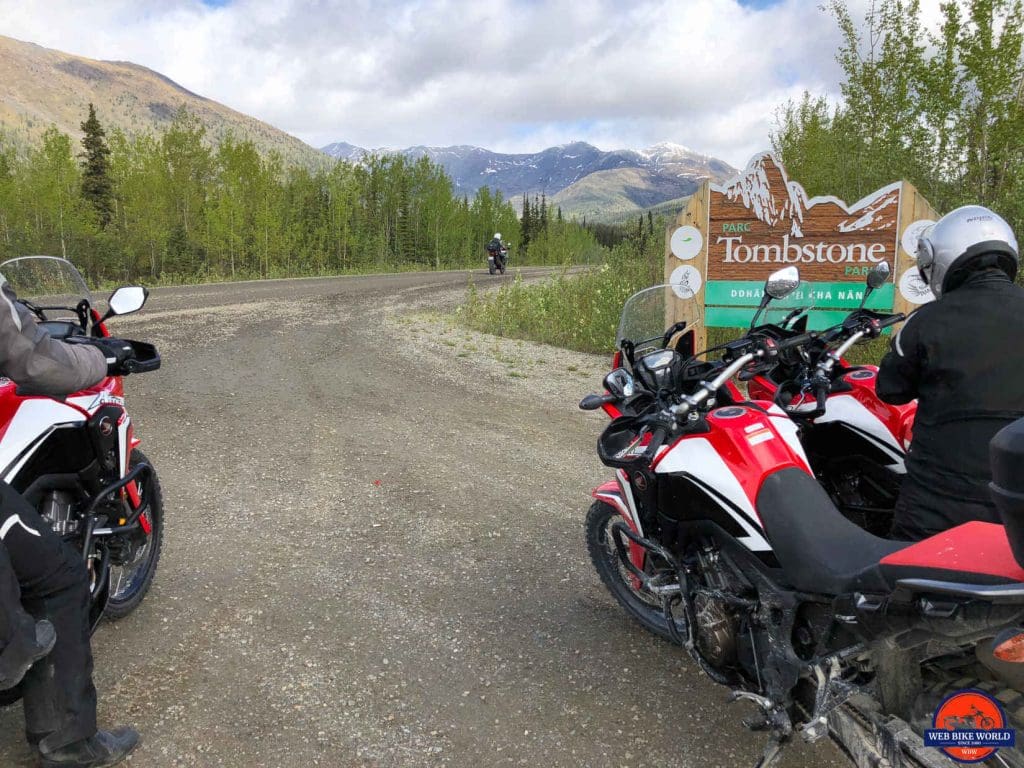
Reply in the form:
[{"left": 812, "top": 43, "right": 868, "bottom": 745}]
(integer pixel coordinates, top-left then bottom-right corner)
[
  {"left": 918, "top": 205, "right": 1019, "bottom": 297},
  {"left": 494, "top": 233, "right": 501, "bottom": 240}
]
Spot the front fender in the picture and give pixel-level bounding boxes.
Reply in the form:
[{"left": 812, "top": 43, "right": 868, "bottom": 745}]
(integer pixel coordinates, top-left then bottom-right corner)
[{"left": 592, "top": 476, "right": 645, "bottom": 576}]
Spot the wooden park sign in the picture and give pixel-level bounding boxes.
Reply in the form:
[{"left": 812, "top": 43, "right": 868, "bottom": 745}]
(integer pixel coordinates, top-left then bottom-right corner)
[{"left": 666, "top": 152, "right": 940, "bottom": 351}]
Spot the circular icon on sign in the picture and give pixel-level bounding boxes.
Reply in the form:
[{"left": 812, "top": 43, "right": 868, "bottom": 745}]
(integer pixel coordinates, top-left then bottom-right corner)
[
  {"left": 901, "top": 219, "right": 936, "bottom": 259},
  {"left": 898, "top": 266, "right": 935, "bottom": 304},
  {"left": 669, "top": 265, "right": 702, "bottom": 299},
  {"left": 670, "top": 226, "right": 703, "bottom": 261}
]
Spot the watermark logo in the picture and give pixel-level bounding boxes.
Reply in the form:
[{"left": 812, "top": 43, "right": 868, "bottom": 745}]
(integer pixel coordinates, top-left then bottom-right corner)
[{"left": 924, "top": 689, "right": 1015, "bottom": 763}]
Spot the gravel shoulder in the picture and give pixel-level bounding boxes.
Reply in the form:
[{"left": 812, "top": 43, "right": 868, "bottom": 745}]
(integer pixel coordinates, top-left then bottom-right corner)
[{"left": 0, "top": 268, "right": 845, "bottom": 768}]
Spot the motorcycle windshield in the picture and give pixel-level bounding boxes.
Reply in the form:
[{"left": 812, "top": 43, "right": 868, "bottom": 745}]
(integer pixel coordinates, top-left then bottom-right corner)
[
  {"left": 759, "top": 280, "right": 815, "bottom": 328},
  {"left": 0, "top": 256, "right": 91, "bottom": 320},
  {"left": 616, "top": 284, "right": 701, "bottom": 356}
]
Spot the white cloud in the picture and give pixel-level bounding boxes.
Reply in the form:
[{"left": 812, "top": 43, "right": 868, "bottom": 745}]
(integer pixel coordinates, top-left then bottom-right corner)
[{"left": 0, "top": 0, "right": 945, "bottom": 167}]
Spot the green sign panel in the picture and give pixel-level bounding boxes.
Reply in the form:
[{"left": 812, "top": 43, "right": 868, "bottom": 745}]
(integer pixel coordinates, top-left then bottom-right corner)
[{"left": 705, "top": 281, "right": 894, "bottom": 311}]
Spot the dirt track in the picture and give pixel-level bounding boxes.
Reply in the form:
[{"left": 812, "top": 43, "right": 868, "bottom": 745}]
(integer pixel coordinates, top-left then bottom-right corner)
[{"left": 0, "top": 268, "right": 844, "bottom": 767}]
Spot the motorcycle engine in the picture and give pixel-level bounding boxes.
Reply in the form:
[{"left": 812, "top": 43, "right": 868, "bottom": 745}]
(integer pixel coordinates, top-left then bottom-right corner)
[
  {"left": 40, "top": 490, "right": 78, "bottom": 536},
  {"left": 694, "top": 545, "right": 739, "bottom": 667},
  {"left": 695, "top": 593, "right": 737, "bottom": 666}
]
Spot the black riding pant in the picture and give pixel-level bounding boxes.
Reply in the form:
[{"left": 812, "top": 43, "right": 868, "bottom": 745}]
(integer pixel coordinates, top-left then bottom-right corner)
[
  {"left": 0, "top": 540, "right": 39, "bottom": 675},
  {"left": 0, "top": 482, "right": 97, "bottom": 751},
  {"left": 890, "top": 473, "right": 1001, "bottom": 542}
]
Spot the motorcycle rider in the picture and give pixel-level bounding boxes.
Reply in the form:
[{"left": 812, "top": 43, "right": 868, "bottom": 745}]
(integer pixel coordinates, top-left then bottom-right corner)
[
  {"left": 487, "top": 232, "right": 506, "bottom": 270},
  {"left": 877, "top": 205, "right": 1024, "bottom": 541},
  {"left": 0, "top": 273, "right": 139, "bottom": 767}
]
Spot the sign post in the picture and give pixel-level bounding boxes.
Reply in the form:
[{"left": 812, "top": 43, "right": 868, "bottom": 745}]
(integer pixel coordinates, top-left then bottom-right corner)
[{"left": 667, "top": 152, "right": 939, "bottom": 352}]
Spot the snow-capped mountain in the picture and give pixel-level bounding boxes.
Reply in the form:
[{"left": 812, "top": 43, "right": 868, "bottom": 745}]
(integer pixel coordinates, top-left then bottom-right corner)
[{"left": 320, "top": 139, "right": 735, "bottom": 217}]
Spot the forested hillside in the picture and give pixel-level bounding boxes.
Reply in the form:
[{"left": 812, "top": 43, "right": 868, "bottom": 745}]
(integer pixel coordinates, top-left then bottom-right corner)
[
  {"left": 773, "top": 0, "right": 1024, "bottom": 237},
  {"left": 0, "top": 34, "right": 325, "bottom": 169},
  {"left": 0, "top": 108, "right": 603, "bottom": 285}
]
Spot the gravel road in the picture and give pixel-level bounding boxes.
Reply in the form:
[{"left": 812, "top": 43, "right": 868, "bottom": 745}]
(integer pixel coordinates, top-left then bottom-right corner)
[{"left": 0, "top": 268, "right": 845, "bottom": 767}]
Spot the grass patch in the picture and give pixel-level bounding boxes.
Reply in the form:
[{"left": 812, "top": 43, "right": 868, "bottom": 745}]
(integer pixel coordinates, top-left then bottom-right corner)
[
  {"left": 459, "top": 249, "right": 660, "bottom": 354},
  {"left": 459, "top": 258, "right": 893, "bottom": 368}
]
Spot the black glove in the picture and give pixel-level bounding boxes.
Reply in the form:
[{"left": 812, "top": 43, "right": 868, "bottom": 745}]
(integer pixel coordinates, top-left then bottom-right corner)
[{"left": 66, "top": 336, "right": 136, "bottom": 375}]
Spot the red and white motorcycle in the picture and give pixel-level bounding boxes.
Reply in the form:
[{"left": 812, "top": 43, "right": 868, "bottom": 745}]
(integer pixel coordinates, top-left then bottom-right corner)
[
  {"left": 0, "top": 256, "right": 163, "bottom": 630},
  {"left": 581, "top": 269, "right": 1024, "bottom": 768},
  {"left": 739, "top": 264, "right": 916, "bottom": 534}
]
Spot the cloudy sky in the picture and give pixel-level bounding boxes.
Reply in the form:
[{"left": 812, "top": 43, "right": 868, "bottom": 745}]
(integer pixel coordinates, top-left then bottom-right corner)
[{"left": 0, "top": 0, "right": 944, "bottom": 167}]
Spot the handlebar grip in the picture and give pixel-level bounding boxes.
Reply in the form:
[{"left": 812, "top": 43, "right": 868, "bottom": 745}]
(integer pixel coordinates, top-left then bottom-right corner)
[
  {"left": 878, "top": 313, "right": 905, "bottom": 329},
  {"left": 642, "top": 426, "right": 668, "bottom": 463},
  {"left": 815, "top": 381, "right": 829, "bottom": 412}
]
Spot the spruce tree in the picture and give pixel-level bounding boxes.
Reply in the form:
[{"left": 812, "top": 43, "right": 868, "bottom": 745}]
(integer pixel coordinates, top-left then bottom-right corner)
[
  {"left": 79, "top": 104, "right": 114, "bottom": 228},
  {"left": 520, "top": 193, "right": 531, "bottom": 254},
  {"left": 539, "top": 192, "right": 548, "bottom": 230}
]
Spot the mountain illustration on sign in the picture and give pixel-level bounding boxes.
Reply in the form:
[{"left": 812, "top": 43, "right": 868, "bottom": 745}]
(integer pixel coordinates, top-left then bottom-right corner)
[{"left": 716, "top": 153, "right": 900, "bottom": 239}]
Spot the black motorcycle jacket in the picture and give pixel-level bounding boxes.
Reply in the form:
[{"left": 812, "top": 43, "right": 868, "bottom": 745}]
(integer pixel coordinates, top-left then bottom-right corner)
[
  {"left": 0, "top": 275, "right": 106, "bottom": 396},
  {"left": 877, "top": 269, "right": 1024, "bottom": 532},
  {"left": 486, "top": 238, "right": 502, "bottom": 254}
]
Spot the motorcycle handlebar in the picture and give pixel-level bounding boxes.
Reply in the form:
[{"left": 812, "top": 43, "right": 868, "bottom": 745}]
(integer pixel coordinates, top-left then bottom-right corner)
[{"left": 775, "top": 331, "right": 817, "bottom": 352}]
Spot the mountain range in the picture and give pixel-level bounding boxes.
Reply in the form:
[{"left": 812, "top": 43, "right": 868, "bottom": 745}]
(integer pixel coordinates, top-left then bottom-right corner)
[
  {"left": 0, "top": 33, "right": 736, "bottom": 222},
  {"left": 321, "top": 140, "right": 736, "bottom": 220}
]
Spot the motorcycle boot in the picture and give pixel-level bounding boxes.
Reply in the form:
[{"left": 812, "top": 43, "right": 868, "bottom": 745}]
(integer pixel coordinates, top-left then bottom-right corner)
[{"left": 39, "top": 727, "right": 140, "bottom": 768}]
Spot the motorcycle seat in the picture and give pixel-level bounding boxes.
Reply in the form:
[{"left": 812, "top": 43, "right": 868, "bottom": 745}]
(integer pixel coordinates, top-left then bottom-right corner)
[
  {"left": 879, "top": 522, "right": 1024, "bottom": 585},
  {"left": 756, "top": 468, "right": 905, "bottom": 595},
  {"left": 757, "top": 469, "right": 1024, "bottom": 595}
]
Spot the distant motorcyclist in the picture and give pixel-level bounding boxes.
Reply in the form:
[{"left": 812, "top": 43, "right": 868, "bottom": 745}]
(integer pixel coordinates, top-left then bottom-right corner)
[
  {"left": 486, "top": 232, "right": 508, "bottom": 271},
  {"left": 0, "top": 273, "right": 139, "bottom": 767},
  {"left": 877, "top": 205, "right": 1024, "bottom": 541}
]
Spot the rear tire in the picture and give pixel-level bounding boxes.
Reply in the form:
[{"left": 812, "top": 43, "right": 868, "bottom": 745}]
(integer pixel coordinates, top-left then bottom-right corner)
[
  {"left": 103, "top": 449, "right": 164, "bottom": 620},
  {"left": 585, "top": 501, "right": 683, "bottom": 642}
]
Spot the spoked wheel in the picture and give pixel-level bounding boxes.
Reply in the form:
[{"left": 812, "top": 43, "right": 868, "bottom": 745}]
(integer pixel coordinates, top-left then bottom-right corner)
[
  {"left": 103, "top": 449, "right": 164, "bottom": 620},
  {"left": 585, "top": 501, "right": 684, "bottom": 642}
]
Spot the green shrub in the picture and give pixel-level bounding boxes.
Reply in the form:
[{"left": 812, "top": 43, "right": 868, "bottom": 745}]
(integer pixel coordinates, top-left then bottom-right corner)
[{"left": 459, "top": 242, "right": 661, "bottom": 354}]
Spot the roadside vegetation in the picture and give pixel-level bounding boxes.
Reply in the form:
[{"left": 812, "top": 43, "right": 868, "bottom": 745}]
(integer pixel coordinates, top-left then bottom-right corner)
[
  {"left": 0, "top": 105, "right": 601, "bottom": 285},
  {"left": 460, "top": 217, "right": 663, "bottom": 354}
]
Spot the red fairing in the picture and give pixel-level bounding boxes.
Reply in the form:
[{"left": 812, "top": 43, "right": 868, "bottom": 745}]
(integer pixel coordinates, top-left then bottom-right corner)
[
  {"left": 592, "top": 479, "right": 645, "bottom": 581},
  {"left": 0, "top": 367, "right": 124, "bottom": 445},
  {"left": 654, "top": 404, "right": 811, "bottom": 520},
  {"left": 881, "top": 522, "right": 1024, "bottom": 581},
  {"left": 90, "top": 308, "right": 111, "bottom": 339},
  {"left": 747, "top": 375, "right": 775, "bottom": 402},
  {"left": 601, "top": 403, "right": 623, "bottom": 419},
  {"left": 842, "top": 366, "right": 915, "bottom": 442}
]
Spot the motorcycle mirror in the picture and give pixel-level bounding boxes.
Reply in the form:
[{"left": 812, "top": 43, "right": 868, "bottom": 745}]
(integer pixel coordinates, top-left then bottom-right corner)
[
  {"left": 603, "top": 368, "right": 635, "bottom": 399},
  {"left": 865, "top": 262, "right": 891, "bottom": 291},
  {"left": 765, "top": 266, "right": 801, "bottom": 300},
  {"left": 859, "top": 262, "right": 891, "bottom": 309},
  {"left": 750, "top": 266, "right": 801, "bottom": 328},
  {"left": 105, "top": 286, "right": 149, "bottom": 318}
]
